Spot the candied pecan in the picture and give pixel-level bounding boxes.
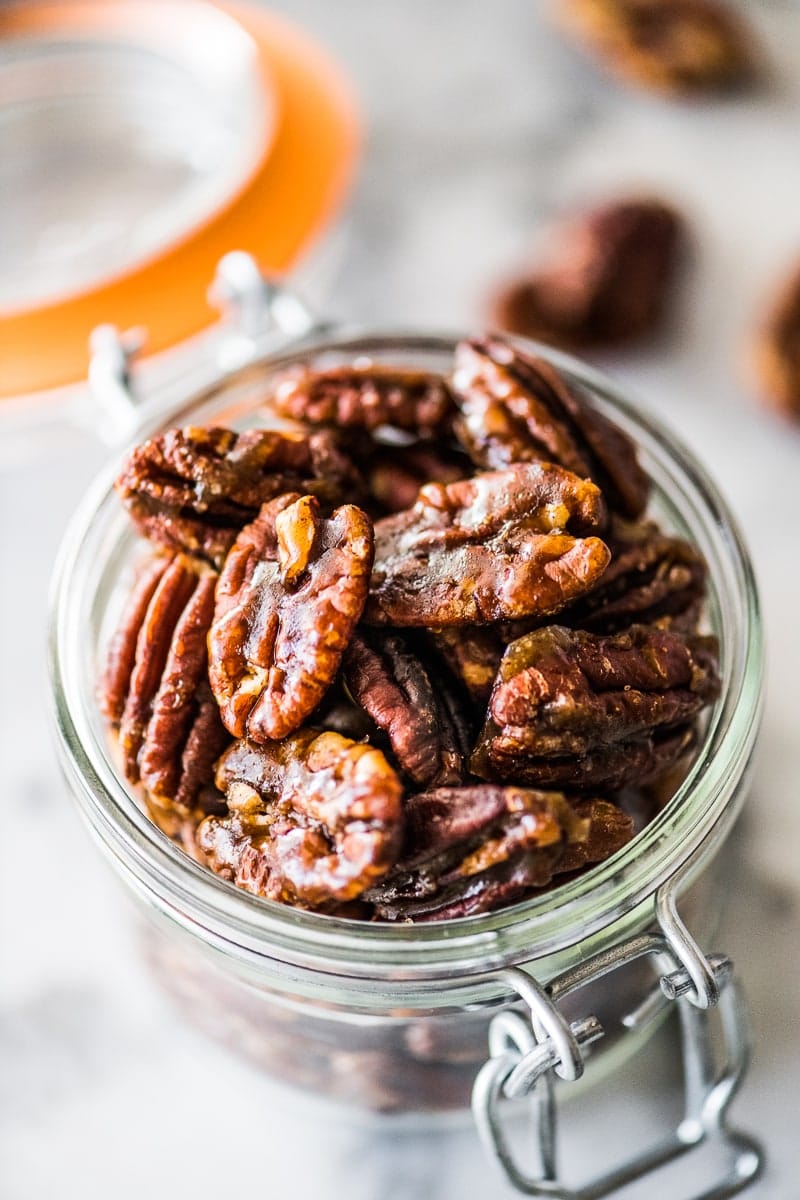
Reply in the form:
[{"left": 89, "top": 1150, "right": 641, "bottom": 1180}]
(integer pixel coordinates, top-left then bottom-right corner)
[
  {"left": 116, "top": 426, "right": 359, "bottom": 569},
  {"left": 198, "top": 731, "right": 404, "bottom": 907},
  {"left": 101, "top": 553, "right": 230, "bottom": 813},
  {"left": 489, "top": 725, "right": 699, "bottom": 792},
  {"left": 564, "top": 519, "right": 707, "bottom": 633},
  {"left": 752, "top": 264, "right": 800, "bottom": 423},
  {"left": 365, "top": 462, "right": 610, "bottom": 627},
  {"left": 487, "top": 200, "right": 683, "bottom": 352},
  {"left": 453, "top": 338, "right": 649, "bottom": 518},
  {"left": 368, "top": 441, "right": 471, "bottom": 514},
  {"left": 472, "top": 625, "right": 719, "bottom": 790},
  {"left": 344, "top": 633, "right": 470, "bottom": 787},
  {"left": 101, "top": 554, "right": 170, "bottom": 724},
  {"left": 268, "top": 364, "right": 455, "bottom": 436},
  {"left": 558, "top": 0, "right": 758, "bottom": 97},
  {"left": 429, "top": 626, "right": 506, "bottom": 706},
  {"left": 208, "top": 495, "right": 374, "bottom": 742},
  {"left": 366, "top": 786, "right": 590, "bottom": 922},
  {"left": 553, "top": 799, "right": 635, "bottom": 874}
]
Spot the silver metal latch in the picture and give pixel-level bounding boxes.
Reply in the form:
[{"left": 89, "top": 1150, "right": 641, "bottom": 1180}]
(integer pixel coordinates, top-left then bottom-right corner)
[
  {"left": 472, "top": 865, "right": 764, "bottom": 1198},
  {"left": 86, "top": 252, "right": 316, "bottom": 444}
]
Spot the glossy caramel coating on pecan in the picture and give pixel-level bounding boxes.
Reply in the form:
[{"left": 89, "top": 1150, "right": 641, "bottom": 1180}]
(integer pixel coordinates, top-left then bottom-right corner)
[
  {"left": 564, "top": 519, "right": 707, "bottom": 633},
  {"left": 453, "top": 338, "right": 649, "bottom": 517},
  {"left": 268, "top": 364, "right": 455, "bottom": 436},
  {"left": 472, "top": 625, "right": 719, "bottom": 789},
  {"left": 209, "top": 495, "right": 374, "bottom": 742},
  {"left": 558, "top": 0, "right": 758, "bottom": 97},
  {"left": 344, "top": 632, "right": 470, "bottom": 787},
  {"left": 116, "top": 426, "right": 358, "bottom": 569},
  {"left": 101, "top": 553, "right": 229, "bottom": 817},
  {"left": 753, "top": 264, "right": 800, "bottom": 423},
  {"left": 488, "top": 200, "right": 683, "bottom": 352},
  {"left": 366, "top": 786, "right": 589, "bottom": 921},
  {"left": 199, "top": 732, "right": 404, "bottom": 907},
  {"left": 366, "top": 462, "right": 610, "bottom": 627}
]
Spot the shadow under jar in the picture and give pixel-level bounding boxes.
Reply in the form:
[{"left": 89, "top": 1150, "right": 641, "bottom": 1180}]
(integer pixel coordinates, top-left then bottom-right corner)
[{"left": 49, "top": 332, "right": 763, "bottom": 1188}]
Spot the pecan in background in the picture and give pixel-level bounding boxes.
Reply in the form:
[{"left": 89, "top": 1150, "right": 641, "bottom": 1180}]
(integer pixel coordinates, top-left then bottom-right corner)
[
  {"left": 558, "top": 0, "right": 758, "bottom": 97},
  {"left": 487, "top": 200, "right": 683, "bottom": 352},
  {"left": 752, "top": 264, "right": 800, "bottom": 423}
]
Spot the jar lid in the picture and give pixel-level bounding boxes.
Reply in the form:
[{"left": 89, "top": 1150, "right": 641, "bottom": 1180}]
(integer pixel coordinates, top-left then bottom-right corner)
[{"left": 0, "top": 0, "right": 359, "bottom": 399}]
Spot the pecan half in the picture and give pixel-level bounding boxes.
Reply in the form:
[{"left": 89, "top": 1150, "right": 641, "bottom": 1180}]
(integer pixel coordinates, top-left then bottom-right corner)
[
  {"left": 116, "top": 426, "right": 359, "bottom": 569},
  {"left": 101, "top": 553, "right": 230, "bottom": 814},
  {"left": 198, "top": 732, "right": 404, "bottom": 907},
  {"left": 365, "top": 462, "right": 610, "bottom": 627},
  {"left": 344, "top": 632, "right": 470, "bottom": 787},
  {"left": 564, "top": 519, "right": 707, "bottom": 633},
  {"left": 487, "top": 200, "right": 683, "bottom": 351},
  {"left": 366, "top": 787, "right": 628, "bottom": 921},
  {"left": 558, "top": 0, "right": 758, "bottom": 97},
  {"left": 208, "top": 494, "right": 374, "bottom": 742},
  {"left": 472, "top": 624, "right": 719, "bottom": 789},
  {"left": 551, "top": 798, "right": 635, "bottom": 875},
  {"left": 268, "top": 365, "right": 455, "bottom": 436},
  {"left": 753, "top": 264, "right": 800, "bottom": 423},
  {"left": 453, "top": 338, "right": 649, "bottom": 518}
]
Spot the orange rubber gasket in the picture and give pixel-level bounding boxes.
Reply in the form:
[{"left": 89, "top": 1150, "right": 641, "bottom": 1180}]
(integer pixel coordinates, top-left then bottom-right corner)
[{"left": 0, "top": 1, "right": 360, "bottom": 398}]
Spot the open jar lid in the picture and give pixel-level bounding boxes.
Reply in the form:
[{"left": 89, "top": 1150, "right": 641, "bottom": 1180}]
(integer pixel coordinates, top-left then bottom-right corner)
[{"left": 0, "top": 0, "right": 359, "bottom": 400}]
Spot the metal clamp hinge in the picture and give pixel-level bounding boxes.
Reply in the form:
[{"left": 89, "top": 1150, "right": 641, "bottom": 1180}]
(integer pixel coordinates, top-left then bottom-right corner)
[{"left": 472, "top": 868, "right": 764, "bottom": 1199}]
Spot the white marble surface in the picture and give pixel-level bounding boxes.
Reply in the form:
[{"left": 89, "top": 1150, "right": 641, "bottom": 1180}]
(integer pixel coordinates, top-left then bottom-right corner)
[{"left": 3, "top": 2, "right": 800, "bottom": 1196}]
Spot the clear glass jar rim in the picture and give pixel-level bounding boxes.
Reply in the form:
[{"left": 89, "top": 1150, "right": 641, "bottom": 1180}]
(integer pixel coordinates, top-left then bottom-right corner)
[{"left": 49, "top": 330, "right": 764, "bottom": 984}]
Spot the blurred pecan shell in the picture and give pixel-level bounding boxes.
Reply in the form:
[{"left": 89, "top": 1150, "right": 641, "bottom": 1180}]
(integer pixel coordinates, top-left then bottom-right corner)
[
  {"left": 558, "top": 0, "right": 758, "bottom": 97},
  {"left": 488, "top": 200, "right": 683, "bottom": 352}
]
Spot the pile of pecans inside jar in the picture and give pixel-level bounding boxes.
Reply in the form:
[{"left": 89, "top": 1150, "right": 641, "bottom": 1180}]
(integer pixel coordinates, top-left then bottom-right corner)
[{"left": 100, "top": 336, "right": 720, "bottom": 921}]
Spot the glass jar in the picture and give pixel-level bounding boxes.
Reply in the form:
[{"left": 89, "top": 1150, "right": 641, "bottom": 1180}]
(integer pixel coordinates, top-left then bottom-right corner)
[{"left": 49, "top": 326, "right": 764, "bottom": 1198}]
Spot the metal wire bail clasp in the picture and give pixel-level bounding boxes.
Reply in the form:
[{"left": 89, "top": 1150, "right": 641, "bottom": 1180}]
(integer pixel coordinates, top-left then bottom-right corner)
[{"left": 471, "top": 865, "right": 765, "bottom": 1199}]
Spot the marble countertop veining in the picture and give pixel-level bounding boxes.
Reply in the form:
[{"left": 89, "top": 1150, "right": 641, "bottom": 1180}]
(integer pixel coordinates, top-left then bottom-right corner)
[{"left": 3, "top": 2, "right": 800, "bottom": 1197}]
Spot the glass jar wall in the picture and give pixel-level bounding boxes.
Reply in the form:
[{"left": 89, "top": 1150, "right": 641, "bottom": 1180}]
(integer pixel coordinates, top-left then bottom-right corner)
[{"left": 49, "top": 333, "right": 763, "bottom": 1116}]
